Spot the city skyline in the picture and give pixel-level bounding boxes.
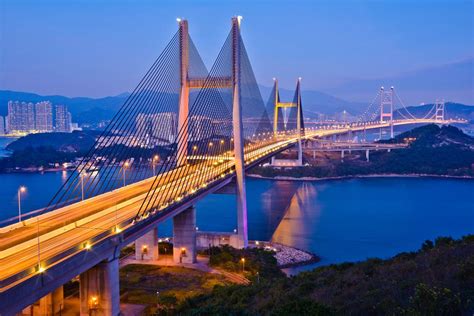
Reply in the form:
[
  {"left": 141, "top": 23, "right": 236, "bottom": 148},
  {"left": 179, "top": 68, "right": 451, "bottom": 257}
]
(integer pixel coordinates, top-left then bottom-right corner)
[
  {"left": 1, "top": 0, "right": 472, "bottom": 104},
  {"left": 5, "top": 100, "right": 74, "bottom": 134}
]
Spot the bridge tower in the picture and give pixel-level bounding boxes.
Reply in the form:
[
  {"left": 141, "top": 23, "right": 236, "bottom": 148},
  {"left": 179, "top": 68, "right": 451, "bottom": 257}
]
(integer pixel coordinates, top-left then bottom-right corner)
[
  {"left": 175, "top": 16, "right": 248, "bottom": 249},
  {"left": 271, "top": 78, "right": 304, "bottom": 165},
  {"left": 177, "top": 18, "right": 190, "bottom": 166},
  {"left": 435, "top": 100, "right": 445, "bottom": 121},
  {"left": 135, "top": 17, "right": 249, "bottom": 263},
  {"left": 380, "top": 86, "right": 394, "bottom": 139},
  {"left": 231, "top": 15, "right": 248, "bottom": 249}
]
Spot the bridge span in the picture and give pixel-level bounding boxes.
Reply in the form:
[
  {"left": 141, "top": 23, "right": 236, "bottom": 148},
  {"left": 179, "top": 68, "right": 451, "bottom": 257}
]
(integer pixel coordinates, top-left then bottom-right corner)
[{"left": 0, "top": 16, "right": 466, "bottom": 316}]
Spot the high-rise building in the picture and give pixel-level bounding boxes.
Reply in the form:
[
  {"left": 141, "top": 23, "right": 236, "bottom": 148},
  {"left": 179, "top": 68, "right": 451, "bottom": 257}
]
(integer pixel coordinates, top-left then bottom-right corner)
[
  {"left": 7, "top": 101, "right": 35, "bottom": 133},
  {"left": 55, "top": 105, "right": 71, "bottom": 132},
  {"left": 0, "top": 116, "right": 5, "bottom": 135},
  {"left": 35, "top": 101, "right": 53, "bottom": 132},
  {"left": 136, "top": 112, "right": 177, "bottom": 146}
]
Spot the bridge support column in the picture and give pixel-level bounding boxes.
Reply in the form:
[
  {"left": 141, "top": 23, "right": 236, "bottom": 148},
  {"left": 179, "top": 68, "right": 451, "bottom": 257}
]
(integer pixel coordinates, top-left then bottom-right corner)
[
  {"left": 80, "top": 258, "right": 120, "bottom": 316},
  {"left": 135, "top": 227, "right": 159, "bottom": 261},
  {"left": 297, "top": 140, "right": 303, "bottom": 166},
  {"left": 173, "top": 206, "right": 196, "bottom": 264},
  {"left": 341, "top": 150, "right": 344, "bottom": 162},
  {"left": 366, "top": 149, "right": 370, "bottom": 162},
  {"left": 22, "top": 286, "right": 64, "bottom": 316}
]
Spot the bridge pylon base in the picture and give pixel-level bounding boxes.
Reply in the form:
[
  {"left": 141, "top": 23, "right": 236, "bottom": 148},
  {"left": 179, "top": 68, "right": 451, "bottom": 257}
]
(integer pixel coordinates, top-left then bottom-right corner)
[
  {"left": 20, "top": 286, "right": 64, "bottom": 316},
  {"left": 79, "top": 258, "right": 120, "bottom": 316},
  {"left": 135, "top": 227, "right": 159, "bottom": 261},
  {"left": 173, "top": 206, "right": 197, "bottom": 264}
]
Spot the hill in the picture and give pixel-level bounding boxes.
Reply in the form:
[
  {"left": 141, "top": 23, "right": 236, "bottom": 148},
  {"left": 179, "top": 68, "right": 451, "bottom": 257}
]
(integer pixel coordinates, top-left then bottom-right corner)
[
  {"left": 259, "top": 85, "right": 366, "bottom": 117},
  {"left": 179, "top": 235, "right": 474, "bottom": 315},
  {"left": 394, "top": 102, "right": 474, "bottom": 123},
  {"left": 6, "top": 131, "right": 98, "bottom": 152}
]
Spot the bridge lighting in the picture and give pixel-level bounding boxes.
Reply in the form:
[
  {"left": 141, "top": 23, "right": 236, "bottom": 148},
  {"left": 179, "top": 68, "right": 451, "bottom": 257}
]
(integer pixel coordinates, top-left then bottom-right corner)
[
  {"left": 114, "top": 226, "right": 122, "bottom": 234},
  {"left": 90, "top": 296, "right": 99, "bottom": 308},
  {"left": 209, "top": 142, "right": 213, "bottom": 147},
  {"left": 176, "top": 17, "right": 182, "bottom": 23},
  {"left": 17, "top": 186, "right": 26, "bottom": 223},
  {"left": 237, "top": 15, "right": 243, "bottom": 25},
  {"left": 37, "top": 265, "right": 46, "bottom": 274}
]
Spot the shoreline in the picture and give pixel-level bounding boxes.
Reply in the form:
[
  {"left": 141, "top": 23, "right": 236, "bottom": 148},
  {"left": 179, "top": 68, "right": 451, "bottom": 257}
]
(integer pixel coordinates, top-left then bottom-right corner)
[
  {"left": 1, "top": 167, "right": 73, "bottom": 174},
  {"left": 247, "top": 173, "right": 474, "bottom": 182},
  {"left": 270, "top": 242, "right": 321, "bottom": 269}
]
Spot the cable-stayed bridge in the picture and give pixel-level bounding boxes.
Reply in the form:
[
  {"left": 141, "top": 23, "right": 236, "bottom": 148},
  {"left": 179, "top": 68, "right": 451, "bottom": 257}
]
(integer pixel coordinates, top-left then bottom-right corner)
[{"left": 0, "top": 17, "right": 465, "bottom": 315}]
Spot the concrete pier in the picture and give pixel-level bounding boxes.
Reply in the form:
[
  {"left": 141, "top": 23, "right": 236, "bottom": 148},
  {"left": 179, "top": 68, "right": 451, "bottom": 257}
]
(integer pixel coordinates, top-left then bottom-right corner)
[
  {"left": 135, "top": 227, "right": 159, "bottom": 261},
  {"left": 79, "top": 258, "right": 120, "bottom": 316},
  {"left": 20, "top": 286, "right": 64, "bottom": 316},
  {"left": 173, "top": 206, "right": 197, "bottom": 264}
]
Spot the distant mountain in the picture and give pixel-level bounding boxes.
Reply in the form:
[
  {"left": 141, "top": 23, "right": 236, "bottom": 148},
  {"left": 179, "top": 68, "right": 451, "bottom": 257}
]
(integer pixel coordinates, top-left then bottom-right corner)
[
  {"left": 2, "top": 88, "right": 472, "bottom": 126},
  {"left": 259, "top": 85, "right": 366, "bottom": 117},
  {"left": 394, "top": 102, "right": 474, "bottom": 123},
  {"left": 322, "top": 58, "right": 474, "bottom": 105},
  {"left": 0, "top": 90, "right": 128, "bottom": 124},
  {"left": 1, "top": 88, "right": 367, "bottom": 124}
]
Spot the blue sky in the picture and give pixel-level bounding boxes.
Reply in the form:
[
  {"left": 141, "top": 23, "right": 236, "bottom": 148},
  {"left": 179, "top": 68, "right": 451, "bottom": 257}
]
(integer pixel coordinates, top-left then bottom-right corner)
[{"left": 0, "top": 0, "right": 472, "bottom": 98}]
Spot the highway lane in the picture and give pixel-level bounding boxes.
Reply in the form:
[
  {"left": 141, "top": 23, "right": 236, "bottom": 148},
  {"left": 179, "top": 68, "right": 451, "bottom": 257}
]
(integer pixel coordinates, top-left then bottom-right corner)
[
  {"left": 0, "top": 162, "right": 232, "bottom": 285},
  {"left": 0, "top": 164, "right": 198, "bottom": 250}
]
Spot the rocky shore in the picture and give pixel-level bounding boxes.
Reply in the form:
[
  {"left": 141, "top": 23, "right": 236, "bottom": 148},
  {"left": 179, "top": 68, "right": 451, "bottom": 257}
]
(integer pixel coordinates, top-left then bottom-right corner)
[{"left": 259, "top": 242, "right": 320, "bottom": 268}]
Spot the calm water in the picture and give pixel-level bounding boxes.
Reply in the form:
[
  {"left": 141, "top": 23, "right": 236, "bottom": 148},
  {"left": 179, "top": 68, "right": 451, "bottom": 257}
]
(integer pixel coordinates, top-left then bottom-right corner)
[{"left": 0, "top": 172, "right": 473, "bottom": 272}]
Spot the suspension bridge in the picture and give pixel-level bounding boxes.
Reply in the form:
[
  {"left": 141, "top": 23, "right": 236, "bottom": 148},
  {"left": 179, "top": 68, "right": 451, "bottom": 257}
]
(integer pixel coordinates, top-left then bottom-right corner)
[{"left": 0, "top": 17, "right": 465, "bottom": 315}]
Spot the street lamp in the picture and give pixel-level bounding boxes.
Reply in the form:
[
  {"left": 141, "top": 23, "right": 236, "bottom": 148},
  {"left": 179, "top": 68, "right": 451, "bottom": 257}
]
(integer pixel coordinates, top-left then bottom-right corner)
[
  {"left": 17, "top": 186, "right": 26, "bottom": 223},
  {"left": 80, "top": 171, "right": 87, "bottom": 201},
  {"left": 152, "top": 155, "right": 159, "bottom": 176},
  {"left": 240, "top": 257, "right": 245, "bottom": 273},
  {"left": 122, "top": 161, "right": 129, "bottom": 186}
]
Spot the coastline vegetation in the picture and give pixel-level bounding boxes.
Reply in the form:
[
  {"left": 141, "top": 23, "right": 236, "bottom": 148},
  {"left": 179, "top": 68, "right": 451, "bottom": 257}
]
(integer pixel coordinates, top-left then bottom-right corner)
[{"left": 178, "top": 235, "right": 474, "bottom": 315}]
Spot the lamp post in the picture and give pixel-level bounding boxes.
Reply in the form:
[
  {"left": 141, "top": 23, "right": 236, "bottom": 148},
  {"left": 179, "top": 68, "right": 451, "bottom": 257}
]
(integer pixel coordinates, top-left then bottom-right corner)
[
  {"left": 17, "top": 186, "right": 26, "bottom": 223},
  {"left": 80, "top": 172, "right": 87, "bottom": 201},
  {"left": 241, "top": 257, "right": 245, "bottom": 273},
  {"left": 122, "top": 161, "right": 129, "bottom": 186},
  {"left": 152, "top": 155, "right": 159, "bottom": 176}
]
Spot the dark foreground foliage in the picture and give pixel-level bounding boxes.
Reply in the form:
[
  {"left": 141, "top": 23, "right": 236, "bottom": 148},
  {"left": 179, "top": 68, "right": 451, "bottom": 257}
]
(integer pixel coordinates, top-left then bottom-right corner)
[{"left": 178, "top": 235, "right": 474, "bottom": 315}]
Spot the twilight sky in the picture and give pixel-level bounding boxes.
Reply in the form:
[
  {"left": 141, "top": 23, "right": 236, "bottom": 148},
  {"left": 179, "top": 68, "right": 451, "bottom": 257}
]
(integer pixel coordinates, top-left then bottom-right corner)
[{"left": 0, "top": 0, "right": 473, "bottom": 99}]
